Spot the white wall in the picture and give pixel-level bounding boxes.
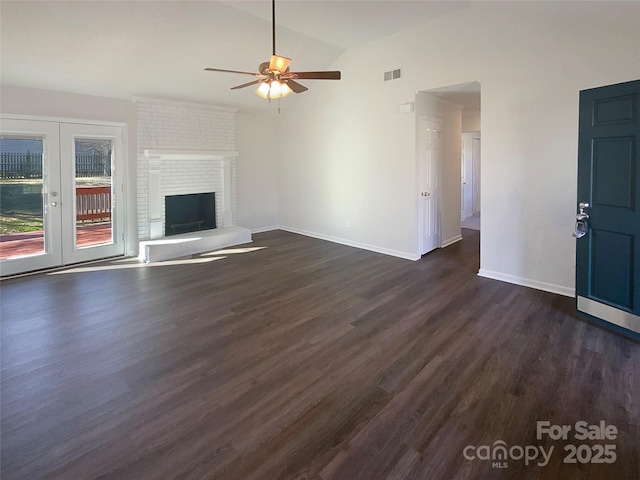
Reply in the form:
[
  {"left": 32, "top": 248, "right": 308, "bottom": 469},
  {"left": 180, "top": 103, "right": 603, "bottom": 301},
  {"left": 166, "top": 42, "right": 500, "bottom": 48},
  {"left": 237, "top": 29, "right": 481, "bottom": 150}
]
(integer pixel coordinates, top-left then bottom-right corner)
[
  {"left": 462, "top": 110, "right": 481, "bottom": 133},
  {"left": 0, "top": 85, "right": 138, "bottom": 255},
  {"left": 277, "top": 55, "right": 419, "bottom": 259},
  {"left": 236, "top": 113, "right": 280, "bottom": 232},
  {"left": 277, "top": 1, "right": 640, "bottom": 295}
]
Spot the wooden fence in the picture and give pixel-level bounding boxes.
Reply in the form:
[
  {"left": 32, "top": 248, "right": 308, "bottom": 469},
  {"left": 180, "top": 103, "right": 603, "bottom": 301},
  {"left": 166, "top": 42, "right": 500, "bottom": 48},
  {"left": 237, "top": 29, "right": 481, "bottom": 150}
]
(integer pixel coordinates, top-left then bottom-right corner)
[
  {"left": 0, "top": 153, "right": 111, "bottom": 179},
  {"left": 75, "top": 153, "right": 111, "bottom": 177},
  {"left": 0, "top": 153, "right": 42, "bottom": 178}
]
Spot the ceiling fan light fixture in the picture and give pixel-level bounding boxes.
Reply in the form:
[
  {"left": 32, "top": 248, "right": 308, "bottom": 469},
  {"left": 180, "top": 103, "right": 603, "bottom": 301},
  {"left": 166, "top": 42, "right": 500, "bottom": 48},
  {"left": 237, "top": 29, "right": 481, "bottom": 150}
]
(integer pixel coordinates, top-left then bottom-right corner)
[
  {"left": 205, "top": 0, "right": 340, "bottom": 103},
  {"left": 273, "top": 80, "right": 292, "bottom": 98},
  {"left": 256, "top": 82, "right": 271, "bottom": 98},
  {"left": 269, "top": 55, "right": 291, "bottom": 75},
  {"left": 255, "top": 80, "right": 292, "bottom": 100}
]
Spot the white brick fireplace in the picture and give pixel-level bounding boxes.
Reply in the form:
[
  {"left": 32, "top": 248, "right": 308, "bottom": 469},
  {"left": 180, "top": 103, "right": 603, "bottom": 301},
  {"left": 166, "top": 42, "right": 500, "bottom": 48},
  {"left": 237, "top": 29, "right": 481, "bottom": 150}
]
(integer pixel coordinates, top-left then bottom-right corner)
[
  {"left": 135, "top": 97, "right": 251, "bottom": 261},
  {"left": 138, "top": 149, "right": 251, "bottom": 262},
  {"left": 143, "top": 149, "right": 237, "bottom": 239}
]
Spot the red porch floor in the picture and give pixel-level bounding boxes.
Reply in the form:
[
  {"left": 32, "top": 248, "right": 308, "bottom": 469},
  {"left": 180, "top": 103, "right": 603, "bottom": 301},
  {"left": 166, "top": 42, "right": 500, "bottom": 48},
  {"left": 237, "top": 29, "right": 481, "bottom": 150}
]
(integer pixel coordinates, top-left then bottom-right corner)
[{"left": 0, "top": 224, "right": 112, "bottom": 259}]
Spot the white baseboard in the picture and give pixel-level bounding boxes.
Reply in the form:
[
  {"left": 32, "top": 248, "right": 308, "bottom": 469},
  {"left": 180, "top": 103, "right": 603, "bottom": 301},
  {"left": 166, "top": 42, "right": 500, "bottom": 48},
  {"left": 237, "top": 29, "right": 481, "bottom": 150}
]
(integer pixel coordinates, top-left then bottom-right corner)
[
  {"left": 279, "top": 226, "right": 420, "bottom": 261},
  {"left": 478, "top": 268, "right": 575, "bottom": 297},
  {"left": 251, "top": 225, "right": 279, "bottom": 234},
  {"left": 441, "top": 235, "right": 463, "bottom": 248}
]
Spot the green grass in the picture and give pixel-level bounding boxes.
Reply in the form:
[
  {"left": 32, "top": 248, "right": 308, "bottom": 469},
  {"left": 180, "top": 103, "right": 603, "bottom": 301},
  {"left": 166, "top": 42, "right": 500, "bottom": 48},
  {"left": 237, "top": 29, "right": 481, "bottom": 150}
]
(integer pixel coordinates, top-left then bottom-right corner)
[
  {"left": 1, "top": 211, "right": 43, "bottom": 234},
  {"left": 1, "top": 181, "right": 43, "bottom": 234}
]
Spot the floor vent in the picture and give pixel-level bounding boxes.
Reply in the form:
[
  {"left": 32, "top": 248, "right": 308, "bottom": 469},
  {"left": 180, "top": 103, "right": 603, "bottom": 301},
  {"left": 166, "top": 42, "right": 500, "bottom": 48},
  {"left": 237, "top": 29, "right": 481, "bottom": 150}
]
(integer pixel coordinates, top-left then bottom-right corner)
[{"left": 384, "top": 69, "right": 402, "bottom": 81}]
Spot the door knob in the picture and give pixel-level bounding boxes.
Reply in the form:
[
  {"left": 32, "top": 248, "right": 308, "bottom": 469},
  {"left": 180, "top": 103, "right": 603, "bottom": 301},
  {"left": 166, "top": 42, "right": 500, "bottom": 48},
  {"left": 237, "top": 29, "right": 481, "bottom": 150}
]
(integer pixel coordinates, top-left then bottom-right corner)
[
  {"left": 578, "top": 201, "right": 589, "bottom": 220},
  {"left": 574, "top": 201, "right": 590, "bottom": 237}
]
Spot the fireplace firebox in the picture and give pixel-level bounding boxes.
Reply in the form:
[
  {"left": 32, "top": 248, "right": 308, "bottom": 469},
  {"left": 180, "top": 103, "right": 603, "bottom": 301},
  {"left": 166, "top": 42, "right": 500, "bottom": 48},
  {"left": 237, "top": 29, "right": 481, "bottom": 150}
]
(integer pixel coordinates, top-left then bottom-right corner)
[{"left": 164, "top": 193, "right": 216, "bottom": 236}]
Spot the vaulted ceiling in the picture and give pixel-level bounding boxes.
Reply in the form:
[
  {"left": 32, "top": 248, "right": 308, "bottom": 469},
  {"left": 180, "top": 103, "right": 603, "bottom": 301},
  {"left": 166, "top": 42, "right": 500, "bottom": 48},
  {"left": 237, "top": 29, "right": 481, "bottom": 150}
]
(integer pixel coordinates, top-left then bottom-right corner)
[{"left": 0, "top": 1, "right": 473, "bottom": 113}]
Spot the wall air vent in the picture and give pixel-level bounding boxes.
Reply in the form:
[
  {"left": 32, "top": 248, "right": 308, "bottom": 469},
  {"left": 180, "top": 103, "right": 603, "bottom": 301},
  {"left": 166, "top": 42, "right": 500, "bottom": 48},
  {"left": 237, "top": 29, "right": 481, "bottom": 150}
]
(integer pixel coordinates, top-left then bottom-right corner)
[{"left": 384, "top": 69, "right": 402, "bottom": 81}]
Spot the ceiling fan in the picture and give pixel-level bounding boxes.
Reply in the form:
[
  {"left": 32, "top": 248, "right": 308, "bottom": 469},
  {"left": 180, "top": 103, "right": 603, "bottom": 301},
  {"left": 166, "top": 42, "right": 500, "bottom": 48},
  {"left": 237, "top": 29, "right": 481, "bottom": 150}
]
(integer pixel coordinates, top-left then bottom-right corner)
[{"left": 205, "top": 0, "right": 341, "bottom": 101}]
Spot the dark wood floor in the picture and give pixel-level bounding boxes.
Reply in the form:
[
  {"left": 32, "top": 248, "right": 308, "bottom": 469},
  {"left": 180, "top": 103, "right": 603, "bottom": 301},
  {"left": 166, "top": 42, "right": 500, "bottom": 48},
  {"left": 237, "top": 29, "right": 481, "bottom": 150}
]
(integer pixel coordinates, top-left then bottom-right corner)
[{"left": 1, "top": 229, "right": 638, "bottom": 480}]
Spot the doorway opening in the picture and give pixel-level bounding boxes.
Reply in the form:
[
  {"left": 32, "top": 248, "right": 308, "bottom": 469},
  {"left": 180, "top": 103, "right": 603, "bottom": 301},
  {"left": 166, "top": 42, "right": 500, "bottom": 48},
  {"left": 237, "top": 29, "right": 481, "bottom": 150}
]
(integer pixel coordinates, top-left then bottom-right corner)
[{"left": 416, "top": 81, "right": 481, "bottom": 255}]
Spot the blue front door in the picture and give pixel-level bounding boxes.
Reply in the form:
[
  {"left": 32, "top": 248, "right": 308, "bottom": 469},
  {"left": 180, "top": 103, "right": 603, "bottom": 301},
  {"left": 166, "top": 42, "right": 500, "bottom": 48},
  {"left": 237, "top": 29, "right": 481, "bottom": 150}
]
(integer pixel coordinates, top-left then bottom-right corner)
[{"left": 576, "top": 79, "right": 640, "bottom": 336}]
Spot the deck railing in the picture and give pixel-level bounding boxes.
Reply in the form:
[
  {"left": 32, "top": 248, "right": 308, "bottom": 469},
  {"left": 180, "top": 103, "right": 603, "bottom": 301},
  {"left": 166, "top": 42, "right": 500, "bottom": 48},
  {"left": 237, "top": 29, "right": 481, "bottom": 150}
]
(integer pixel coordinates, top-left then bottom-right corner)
[{"left": 76, "top": 186, "right": 111, "bottom": 223}]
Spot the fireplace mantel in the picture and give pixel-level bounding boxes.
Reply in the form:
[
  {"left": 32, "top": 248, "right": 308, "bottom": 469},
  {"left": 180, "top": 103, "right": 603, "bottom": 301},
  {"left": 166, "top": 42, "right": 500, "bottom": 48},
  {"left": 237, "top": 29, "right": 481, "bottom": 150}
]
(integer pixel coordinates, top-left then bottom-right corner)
[{"left": 143, "top": 149, "right": 239, "bottom": 161}]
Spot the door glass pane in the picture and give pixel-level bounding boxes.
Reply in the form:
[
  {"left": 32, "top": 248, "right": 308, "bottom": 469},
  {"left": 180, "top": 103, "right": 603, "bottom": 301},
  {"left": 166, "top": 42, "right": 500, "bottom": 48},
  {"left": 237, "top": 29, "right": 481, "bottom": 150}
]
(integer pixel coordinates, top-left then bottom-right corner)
[
  {"left": 74, "top": 138, "right": 113, "bottom": 248},
  {"left": 0, "top": 136, "right": 45, "bottom": 259}
]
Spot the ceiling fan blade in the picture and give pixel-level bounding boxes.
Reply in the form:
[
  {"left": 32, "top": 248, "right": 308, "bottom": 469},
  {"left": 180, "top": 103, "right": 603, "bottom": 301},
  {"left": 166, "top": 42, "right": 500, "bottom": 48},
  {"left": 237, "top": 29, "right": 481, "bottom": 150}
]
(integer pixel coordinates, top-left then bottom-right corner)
[
  {"left": 205, "top": 68, "right": 260, "bottom": 76},
  {"left": 290, "top": 71, "right": 341, "bottom": 80},
  {"left": 269, "top": 55, "right": 291, "bottom": 74},
  {"left": 231, "top": 80, "right": 263, "bottom": 90},
  {"left": 287, "top": 80, "right": 308, "bottom": 94}
]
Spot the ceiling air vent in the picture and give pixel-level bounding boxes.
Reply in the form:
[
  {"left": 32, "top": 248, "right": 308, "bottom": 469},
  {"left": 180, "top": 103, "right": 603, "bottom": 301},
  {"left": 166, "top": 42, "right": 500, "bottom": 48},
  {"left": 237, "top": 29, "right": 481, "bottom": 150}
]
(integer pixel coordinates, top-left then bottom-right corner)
[{"left": 384, "top": 69, "right": 402, "bottom": 81}]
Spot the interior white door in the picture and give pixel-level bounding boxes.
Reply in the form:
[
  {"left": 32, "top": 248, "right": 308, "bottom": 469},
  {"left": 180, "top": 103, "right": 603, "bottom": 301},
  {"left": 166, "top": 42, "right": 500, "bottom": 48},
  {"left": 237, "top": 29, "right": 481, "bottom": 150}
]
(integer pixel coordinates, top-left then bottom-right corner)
[
  {"left": 0, "top": 119, "right": 62, "bottom": 276},
  {"left": 60, "top": 123, "right": 124, "bottom": 264},
  {"left": 419, "top": 117, "right": 442, "bottom": 255},
  {"left": 461, "top": 133, "right": 474, "bottom": 220},
  {"left": 472, "top": 137, "right": 481, "bottom": 214}
]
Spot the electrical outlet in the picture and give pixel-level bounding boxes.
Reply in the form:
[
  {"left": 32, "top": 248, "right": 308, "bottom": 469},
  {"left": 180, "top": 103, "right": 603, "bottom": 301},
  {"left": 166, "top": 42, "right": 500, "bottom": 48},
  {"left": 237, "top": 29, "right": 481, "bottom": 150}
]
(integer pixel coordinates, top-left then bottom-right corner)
[{"left": 346, "top": 220, "right": 350, "bottom": 228}]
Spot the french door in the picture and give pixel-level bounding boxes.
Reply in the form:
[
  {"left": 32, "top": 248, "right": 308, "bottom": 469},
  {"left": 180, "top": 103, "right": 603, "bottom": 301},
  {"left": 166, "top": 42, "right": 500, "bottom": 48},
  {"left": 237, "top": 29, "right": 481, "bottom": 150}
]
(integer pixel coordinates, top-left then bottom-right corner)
[{"left": 0, "top": 118, "right": 125, "bottom": 276}]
